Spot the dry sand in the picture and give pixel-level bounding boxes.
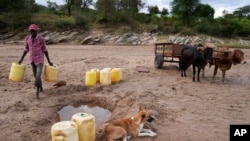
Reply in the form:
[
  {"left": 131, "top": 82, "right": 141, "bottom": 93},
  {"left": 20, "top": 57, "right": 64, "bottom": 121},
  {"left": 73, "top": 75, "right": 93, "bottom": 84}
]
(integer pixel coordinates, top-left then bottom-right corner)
[{"left": 0, "top": 43, "right": 250, "bottom": 141}]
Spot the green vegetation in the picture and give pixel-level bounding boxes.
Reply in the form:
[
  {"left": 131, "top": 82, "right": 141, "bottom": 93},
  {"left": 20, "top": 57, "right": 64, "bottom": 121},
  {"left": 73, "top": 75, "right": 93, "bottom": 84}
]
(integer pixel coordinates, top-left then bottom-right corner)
[
  {"left": 0, "top": 0, "right": 250, "bottom": 39},
  {"left": 217, "top": 44, "right": 250, "bottom": 49}
]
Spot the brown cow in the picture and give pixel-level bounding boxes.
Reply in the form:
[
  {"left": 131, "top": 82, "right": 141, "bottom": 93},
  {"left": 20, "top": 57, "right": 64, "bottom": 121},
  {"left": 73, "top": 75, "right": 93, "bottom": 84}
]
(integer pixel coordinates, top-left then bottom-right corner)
[{"left": 211, "top": 49, "right": 245, "bottom": 83}]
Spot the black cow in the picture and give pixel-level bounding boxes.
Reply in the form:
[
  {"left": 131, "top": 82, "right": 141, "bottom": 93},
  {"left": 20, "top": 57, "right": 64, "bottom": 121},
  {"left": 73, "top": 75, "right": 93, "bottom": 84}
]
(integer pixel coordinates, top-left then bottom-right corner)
[{"left": 180, "top": 45, "right": 213, "bottom": 82}]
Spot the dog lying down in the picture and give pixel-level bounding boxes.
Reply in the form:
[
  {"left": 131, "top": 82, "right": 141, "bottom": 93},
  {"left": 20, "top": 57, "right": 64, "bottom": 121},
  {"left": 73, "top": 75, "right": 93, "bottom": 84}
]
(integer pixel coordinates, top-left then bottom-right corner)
[{"left": 104, "top": 106, "right": 157, "bottom": 141}]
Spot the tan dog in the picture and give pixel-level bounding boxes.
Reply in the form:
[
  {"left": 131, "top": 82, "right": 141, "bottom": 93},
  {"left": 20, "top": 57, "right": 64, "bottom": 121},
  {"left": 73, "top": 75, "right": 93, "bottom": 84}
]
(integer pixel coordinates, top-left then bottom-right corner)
[{"left": 104, "top": 107, "right": 157, "bottom": 141}]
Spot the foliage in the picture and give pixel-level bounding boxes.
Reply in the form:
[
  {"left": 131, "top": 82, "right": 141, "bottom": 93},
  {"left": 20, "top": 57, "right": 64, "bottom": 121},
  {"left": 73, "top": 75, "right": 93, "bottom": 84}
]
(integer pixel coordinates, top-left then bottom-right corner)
[
  {"left": 233, "top": 5, "right": 250, "bottom": 19},
  {"left": 0, "top": 15, "right": 8, "bottom": 31},
  {"left": 75, "top": 15, "right": 87, "bottom": 28},
  {"left": 235, "top": 18, "right": 250, "bottom": 36},
  {"left": 47, "top": 1, "right": 59, "bottom": 11},
  {"left": 194, "top": 18, "right": 240, "bottom": 37},
  {"left": 30, "top": 13, "right": 75, "bottom": 31},
  {"left": 171, "top": 0, "right": 200, "bottom": 26},
  {"left": 95, "top": 0, "right": 146, "bottom": 24},
  {"left": 135, "top": 13, "right": 151, "bottom": 23},
  {"left": 148, "top": 6, "right": 160, "bottom": 14},
  {"left": 81, "top": 0, "right": 94, "bottom": 10},
  {"left": 0, "top": 0, "right": 36, "bottom": 31},
  {"left": 119, "top": 0, "right": 145, "bottom": 16},
  {"left": 195, "top": 4, "right": 214, "bottom": 21},
  {"left": 1, "top": 0, "right": 250, "bottom": 38},
  {"left": 161, "top": 8, "right": 169, "bottom": 16},
  {"left": 0, "top": 0, "right": 36, "bottom": 13},
  {"left": 95, "top": 0, "right": 116, "bottom": 23}
]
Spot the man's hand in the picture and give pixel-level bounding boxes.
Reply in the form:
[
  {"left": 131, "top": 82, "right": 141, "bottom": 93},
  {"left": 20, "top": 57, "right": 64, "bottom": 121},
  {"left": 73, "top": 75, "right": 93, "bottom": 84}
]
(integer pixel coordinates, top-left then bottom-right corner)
[
  {"left": 18, "top": 60, "right": 22, "bottom": 64},
  {"left": 49, "top": 61, "right": 53, "bottom": 66}
]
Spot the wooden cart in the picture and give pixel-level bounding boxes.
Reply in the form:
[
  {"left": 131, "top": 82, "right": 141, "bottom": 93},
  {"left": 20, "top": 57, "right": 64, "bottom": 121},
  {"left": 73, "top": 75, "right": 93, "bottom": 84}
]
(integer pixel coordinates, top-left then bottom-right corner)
[{"left": 154, "top": 42, "right": 186, "bottom": 69}]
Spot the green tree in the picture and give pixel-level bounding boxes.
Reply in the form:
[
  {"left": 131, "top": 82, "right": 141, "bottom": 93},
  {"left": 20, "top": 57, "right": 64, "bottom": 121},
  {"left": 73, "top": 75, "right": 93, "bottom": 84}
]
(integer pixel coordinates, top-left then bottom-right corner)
[
  {"left": 233, "top": 5, "right": 250, "bottom": 19},
  {"left": 222, "top": 10, "right": 229, "bottom": 17},
  {"left": 161, "top": 8, "right": 169, "bottom": 16},
  {"left": 119, "top": 0, "right": 145, "bottom": 18},
  {"left": 0, "top": 0, "right": 35, "bottom": 13},
  {"left": 81, "top": 0, "right": 93, "bottom": 11},
  {"left": 0, "top": 0, "right": 36, "bottom": 30},
  {"left": 47, "top": 1, "right": 59, "bottom": 11},
  {"left": 70, "top": 0, "right": 93, "bottom": 13},
  {"left": 171, "top": 0, "right": 200, "bottom": 26},
  {"left": 195, "top": 4, "right": 214, "bottom": 21},
  {"left": 148, "top": 5, "right": 160, "bottom": 15},
  {"left": 96, "top": 0, "right": 116, "bottom": 23},
  {"left": 64, "top": 0, "right": 74, "bottom": 16}
]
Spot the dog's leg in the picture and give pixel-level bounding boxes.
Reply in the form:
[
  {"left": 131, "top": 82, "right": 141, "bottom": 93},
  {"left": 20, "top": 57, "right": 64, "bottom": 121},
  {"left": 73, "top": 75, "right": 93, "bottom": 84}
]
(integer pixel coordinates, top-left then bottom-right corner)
[
  {"left": 122, "top": 137, "right": 127, "bottom": 141},
  {"left": 105, "top": 125, "right": 127, "bottom": 141},
  {"left": 126, "top": 136, "right": 131, "bottom": 140},
  {"left": 139, "top": 129, "right": 157, "bottom": 137},
  {"left": 140, "top": 128, "right": 153, "bottom": 133}
]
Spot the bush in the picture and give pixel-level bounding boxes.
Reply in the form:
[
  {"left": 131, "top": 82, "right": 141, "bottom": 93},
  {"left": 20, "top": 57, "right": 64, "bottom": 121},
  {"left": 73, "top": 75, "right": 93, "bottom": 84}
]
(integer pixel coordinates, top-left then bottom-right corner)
[
  {"left": 171, "top": 22, "right": 182, "bottom": 34},
  {"left": 194, "top": 20, "right": 238, "bottom": 37},
  {"left": 1, "top": 13, "right": 32, "bottom": 31},
  {"left": 0, "top": 16, "right": 7, "bottom": 32},
  {"left": 75, "top": 15, "right": 87, "bottom": 27},
  {"left": 237, "top": 19, "right": 250, "bottom": 37},
  {"left": 135, "top": 13, "right": 151, "bottom": 23},
  {"left": 31, "top": 14, "right": 75, "bottom": 31},
  {"left": 54, "top": 19, "right": 75, "bottom": 30}
]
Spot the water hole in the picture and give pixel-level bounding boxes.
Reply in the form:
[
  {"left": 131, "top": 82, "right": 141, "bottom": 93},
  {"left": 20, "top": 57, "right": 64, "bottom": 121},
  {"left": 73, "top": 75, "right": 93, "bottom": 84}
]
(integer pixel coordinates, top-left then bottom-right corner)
[{"left": 56, "top": 105, "right": 111, "bottom": 126}]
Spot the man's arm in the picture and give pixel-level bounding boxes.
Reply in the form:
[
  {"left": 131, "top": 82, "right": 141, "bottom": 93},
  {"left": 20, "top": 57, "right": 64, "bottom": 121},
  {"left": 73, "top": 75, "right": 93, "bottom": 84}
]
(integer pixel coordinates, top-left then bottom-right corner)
[
  {"left": 18, "top": 50, "right": 28, "bottom": 64},
  {"left": 44, "top": 51, "right": 53, "bottom": 66}
]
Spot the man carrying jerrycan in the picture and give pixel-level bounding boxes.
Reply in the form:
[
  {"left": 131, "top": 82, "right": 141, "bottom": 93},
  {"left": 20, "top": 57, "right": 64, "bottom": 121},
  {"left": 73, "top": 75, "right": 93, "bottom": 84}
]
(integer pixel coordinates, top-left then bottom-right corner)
[{"left": 18, "top": 24, "right": 53, "bottom": 99}]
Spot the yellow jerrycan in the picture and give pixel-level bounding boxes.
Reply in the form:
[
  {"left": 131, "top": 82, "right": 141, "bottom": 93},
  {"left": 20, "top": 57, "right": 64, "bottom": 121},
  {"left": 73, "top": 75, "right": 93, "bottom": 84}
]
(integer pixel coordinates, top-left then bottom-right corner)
[
  {"left": 9, "top": 62, "right": 26, "bottom": 82},
  {"left": 51, "top": 121, "right": 79, "bottom": 141},
  {"left": 44, "top": 64, "right": 58, "bottom": 82},
  {"left": 111, "top": 68, "right": 122, "bottom": 83},
  {"left": 72, "top": 113, "right": 95, "bottom": 141},
  {"left": 100, "top": 68, "right": 111, "bottom": 85},
  {"left": 85, "top": 71, "right": 96, "bottom": 86},
  {"left": 90, "top": 69, "right": 100, "bottom": 83}
]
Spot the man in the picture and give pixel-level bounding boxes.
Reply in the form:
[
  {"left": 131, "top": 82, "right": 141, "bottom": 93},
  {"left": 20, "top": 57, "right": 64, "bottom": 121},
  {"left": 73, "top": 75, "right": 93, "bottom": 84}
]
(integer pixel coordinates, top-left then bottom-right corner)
[{"left": 18, "top": 24, "right": 53, "bottom": 99}]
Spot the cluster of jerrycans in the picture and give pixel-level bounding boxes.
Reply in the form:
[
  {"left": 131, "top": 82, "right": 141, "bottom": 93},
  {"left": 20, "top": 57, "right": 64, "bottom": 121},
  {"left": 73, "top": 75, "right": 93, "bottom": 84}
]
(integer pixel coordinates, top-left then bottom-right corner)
[
  {"left": 51, "top": 113, "right": 95, "bottom": 141},
  {"left": 85, "top": 68, "right": 122, "bottom": 86},
  {"left": 9, "top": 62, "right": 122, "bottom": 87}
]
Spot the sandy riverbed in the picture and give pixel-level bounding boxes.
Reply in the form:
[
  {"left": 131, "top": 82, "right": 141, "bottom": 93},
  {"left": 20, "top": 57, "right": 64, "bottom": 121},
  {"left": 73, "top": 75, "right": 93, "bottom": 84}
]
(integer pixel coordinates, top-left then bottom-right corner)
[{"left": 0, "top": 43, "right": 250, "bottom": 141}]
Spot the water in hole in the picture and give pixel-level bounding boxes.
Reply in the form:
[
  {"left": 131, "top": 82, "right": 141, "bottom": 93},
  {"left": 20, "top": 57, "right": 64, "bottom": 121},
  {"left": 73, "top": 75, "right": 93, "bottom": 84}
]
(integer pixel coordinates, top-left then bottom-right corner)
[{"left": 56, "top": 105, "right": 111, "bottom": 126}]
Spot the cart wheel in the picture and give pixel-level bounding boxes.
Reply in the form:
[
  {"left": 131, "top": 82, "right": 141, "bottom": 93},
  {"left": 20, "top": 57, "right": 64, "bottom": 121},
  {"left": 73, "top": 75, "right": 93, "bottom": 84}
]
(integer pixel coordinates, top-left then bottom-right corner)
[{"left": 154, "top": 55, "right": 163, "bottom": 69}]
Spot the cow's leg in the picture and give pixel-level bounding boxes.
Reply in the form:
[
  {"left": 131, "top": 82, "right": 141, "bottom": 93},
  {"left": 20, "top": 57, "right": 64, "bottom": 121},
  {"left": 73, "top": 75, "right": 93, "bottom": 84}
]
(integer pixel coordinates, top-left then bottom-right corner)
[
  {"left": 183, "top": 64, "right": 187, "bottom": 77},
  {"left": 222, "top": 70, "right": 226, "bottom": 83},
  {"left": 192, "top": 65, "right": 196, "bottom": 81},
  {"left": 202, "top": 63, "right": 206, "bottom": 78},
  {"left": 180, "top": 63, "right": 185, "bottom": 77},
  {"left": 178, "top": 59, "right": 181, "bottom": 71},
  {"left": 213, "top": 65, "right": 218, "bottom": 80},
  {"left": 197, "top": 67, "right": 201, "bottom": 82},
  {"left": 202, "top": 68, "right": 205, "bottom": 78},
  {"left": 184, "top": 68, "right": 187, "bottom": 77}
]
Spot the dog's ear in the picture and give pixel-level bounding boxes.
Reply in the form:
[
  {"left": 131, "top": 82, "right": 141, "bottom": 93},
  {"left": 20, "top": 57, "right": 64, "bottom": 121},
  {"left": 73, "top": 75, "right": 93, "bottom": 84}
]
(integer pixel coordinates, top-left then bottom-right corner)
[
  {"left": 139, "top": 105, "right": 144, "bottom": 112},
  {"left": 141, "top": 113, "right": 146, "bottom": 120}
]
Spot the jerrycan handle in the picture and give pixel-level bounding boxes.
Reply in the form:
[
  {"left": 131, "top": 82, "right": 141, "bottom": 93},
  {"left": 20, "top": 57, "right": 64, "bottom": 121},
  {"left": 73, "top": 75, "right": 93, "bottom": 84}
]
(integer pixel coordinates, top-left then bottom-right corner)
[
  {"left": 47, "top": 64, "right": 57, "bottom": 68},
  {"left": 54, "top": 136, "right": 64, "bottom": 141}
]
